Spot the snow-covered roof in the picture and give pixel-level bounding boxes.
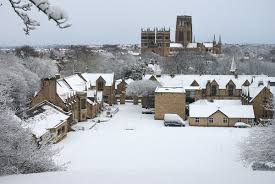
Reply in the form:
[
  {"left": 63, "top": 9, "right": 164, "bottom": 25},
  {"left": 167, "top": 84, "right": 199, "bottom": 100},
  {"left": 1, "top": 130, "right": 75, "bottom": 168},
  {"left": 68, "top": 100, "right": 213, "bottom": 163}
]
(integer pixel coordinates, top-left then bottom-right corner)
[
  {"left": 56, "top": 79, "right": 75, "bottom": 102},
  {"left": 203, "top": 42, "right": 213, "bottom": 48},
  {"left": 144, "top": 74, "right": 270, "bottom": 90},
  {"left": 81, "top": 73, "right": 114, "bottom": 87},
  {"left": 170, "top": 43, "right": 184, "bottom": 48},
  {"left": 186, "top": 43, "right": 198, "bottom": 49},
  {"left": 242, "top": 86, "right": 266, "bottom": 102},
  {"left": 23, "top": 101, "right": 70, "bottom": 138},
  {"left": 189, "top": 100, "right": 255, "bottom": 118},
  {"left": 64, "top": 74, "right": 86, "bottom": 91},
  {"left": 115, "top": 79, "right": 134, "bottom": 89},
  {"left": 155, "top": 87, "right": 185, "bottom": 93},
  {"left": 87, "top": 90, "right": 96, "bottom": 98}
]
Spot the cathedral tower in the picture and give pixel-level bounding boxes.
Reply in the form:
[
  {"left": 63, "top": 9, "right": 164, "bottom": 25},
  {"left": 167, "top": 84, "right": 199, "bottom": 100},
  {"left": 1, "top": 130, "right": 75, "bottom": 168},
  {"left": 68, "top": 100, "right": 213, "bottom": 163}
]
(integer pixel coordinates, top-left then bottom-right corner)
[{"left": 175, "top": 15, "right": 192, "bottom": 46}]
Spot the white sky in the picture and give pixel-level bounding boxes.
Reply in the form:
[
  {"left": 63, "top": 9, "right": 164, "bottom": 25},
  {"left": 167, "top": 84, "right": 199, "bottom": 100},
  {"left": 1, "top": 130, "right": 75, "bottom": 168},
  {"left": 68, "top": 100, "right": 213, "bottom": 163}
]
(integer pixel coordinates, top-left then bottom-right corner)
[{"left": 0, "top": 0, "right": 275, "bottom": 46}]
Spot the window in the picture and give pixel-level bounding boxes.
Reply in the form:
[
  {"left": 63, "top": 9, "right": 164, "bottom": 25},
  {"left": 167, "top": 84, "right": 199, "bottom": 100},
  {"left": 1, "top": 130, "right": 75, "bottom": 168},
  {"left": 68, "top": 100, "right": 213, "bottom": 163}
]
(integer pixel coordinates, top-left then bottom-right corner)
[
  {"left": 81, "top": 99, "right": 86, "bottom": 109},
  {"left": 179, "top": 31, "right": 184, "bottom": 41},
  {"left": 263, "top": 97, "right": 268, "bottom": 104},
  {"left": 211, "top": 85, "right": 217, "bottom": 96},
  {"left": 247, "top": 119, "right": 253, "bottom": 124},
  {"left": 263, "top": 110, "right": 268, "bottom": 118},
  {"left": 223, "top": 118, "right": 228, "bottom": 124},
  {"left": 98, "top": 82, "right": 104, "bottom": 91},
  {"left": 195, "top": 118, "right": 200, "bottom": 123},
  {"left": 208, "top": 118, "right": 214, "bottom": 123},
  {"left": 228, "top": 85, "right": 234, "bottom": 96},
  {"left": 103, "top": 96, "right": 109, "bottom": 103}
]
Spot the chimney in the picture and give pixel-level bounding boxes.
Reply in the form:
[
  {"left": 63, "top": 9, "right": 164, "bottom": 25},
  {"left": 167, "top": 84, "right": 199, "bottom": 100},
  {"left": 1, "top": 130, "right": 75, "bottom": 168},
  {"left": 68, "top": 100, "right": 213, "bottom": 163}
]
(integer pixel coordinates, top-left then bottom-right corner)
[{"left": 41, "top": 77, "right": 57, "bottom": 103}]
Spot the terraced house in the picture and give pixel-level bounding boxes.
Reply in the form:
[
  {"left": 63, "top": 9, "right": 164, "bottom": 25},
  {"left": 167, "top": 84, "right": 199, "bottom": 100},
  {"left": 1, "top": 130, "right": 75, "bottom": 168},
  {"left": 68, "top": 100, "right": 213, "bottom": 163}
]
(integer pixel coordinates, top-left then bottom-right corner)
[
  {"left": 147, "top": 72, "right": 274, "bottom": 124},
  {"left": 31, "top": 73, "right": 115, "bottom": 124}
]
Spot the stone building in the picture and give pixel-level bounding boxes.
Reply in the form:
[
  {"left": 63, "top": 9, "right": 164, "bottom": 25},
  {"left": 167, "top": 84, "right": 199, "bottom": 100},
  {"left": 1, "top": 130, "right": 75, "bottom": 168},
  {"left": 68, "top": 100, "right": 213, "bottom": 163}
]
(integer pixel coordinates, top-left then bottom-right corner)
[
  {"left": 189, "top": 100, "right": 255, "bottom": 127},
  {"left": 242, "top": 85, "right": 274, "bottom": 121},
  {"left": 141, "top": 27, "right": 170, "bottom": 57},
  {"left": 145, "top": 72, "right": 274, "bottom": 123},
  {"left": 141, "top": 15, "right": 222, "bottom": 56},
  {"left": 115, "top": 79, "right": 134, "bottom": 104},
  {"left": 31, "top": 73, "right": 116, "bottom": 123},
  {"left": 175, "top": 15, "right": 193, "bottom": 46},
  {"left": 23, "top": 101, "right": 71, "bottom": 144},
  {"left": 154, "top": 87, "right": 186, "bottom": 120}
]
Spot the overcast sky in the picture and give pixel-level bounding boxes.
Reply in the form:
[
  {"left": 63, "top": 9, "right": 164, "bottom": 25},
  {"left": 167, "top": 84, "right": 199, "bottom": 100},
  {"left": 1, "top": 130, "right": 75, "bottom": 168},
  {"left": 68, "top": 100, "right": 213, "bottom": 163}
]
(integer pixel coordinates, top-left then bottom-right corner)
[{"left": 0, "top": 0, "right": 275, "bottom": 46}]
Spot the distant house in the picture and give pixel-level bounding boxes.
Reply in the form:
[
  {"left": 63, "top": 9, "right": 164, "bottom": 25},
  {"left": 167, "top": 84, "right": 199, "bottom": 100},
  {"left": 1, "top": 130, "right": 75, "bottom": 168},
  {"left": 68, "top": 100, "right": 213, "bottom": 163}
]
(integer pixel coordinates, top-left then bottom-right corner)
[
  {"left": 115, "top": 79, "right": 134, "bottom": 104},
  {"left": 23, "top": 101, "right": 71, "bottom": 144},
  {"left": 189, "top": 100, "right": 255, "bottom": 127}
]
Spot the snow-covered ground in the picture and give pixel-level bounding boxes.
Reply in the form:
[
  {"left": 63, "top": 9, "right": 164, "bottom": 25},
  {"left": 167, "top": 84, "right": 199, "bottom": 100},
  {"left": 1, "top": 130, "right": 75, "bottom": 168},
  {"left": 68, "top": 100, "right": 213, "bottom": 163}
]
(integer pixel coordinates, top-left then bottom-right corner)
[{"left": 1, "top": 103, "right": 275, "bottom": 184}]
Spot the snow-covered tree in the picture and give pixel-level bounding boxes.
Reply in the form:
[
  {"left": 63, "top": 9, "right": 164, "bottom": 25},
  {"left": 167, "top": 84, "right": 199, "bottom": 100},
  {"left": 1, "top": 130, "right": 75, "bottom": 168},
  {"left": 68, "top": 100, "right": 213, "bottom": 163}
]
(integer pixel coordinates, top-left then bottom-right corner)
[
  {"left": 0, "top": 54, "right": 58, "bottom": 111},
  {"left": 0, "top": 105, "right": 62, "bottom": 176},
  {"left": 0, "top": 54, "right": 62, "bottom": 176},
  {"left": 240, "top": 99, "right": 275, "bottom": 170},
  {"left": 126, "top": 80, "right": 160, "bottom": 97},
  {"left": 7, "top": 0, "right": 71, "bottom": 34}
]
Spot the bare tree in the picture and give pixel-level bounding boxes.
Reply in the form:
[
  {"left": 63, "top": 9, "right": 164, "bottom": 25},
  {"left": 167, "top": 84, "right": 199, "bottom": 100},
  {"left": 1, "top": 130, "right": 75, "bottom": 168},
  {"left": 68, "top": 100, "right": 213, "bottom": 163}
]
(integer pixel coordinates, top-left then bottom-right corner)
[{"left": 7, "top": 0, "right": 71, "bottom": 34}]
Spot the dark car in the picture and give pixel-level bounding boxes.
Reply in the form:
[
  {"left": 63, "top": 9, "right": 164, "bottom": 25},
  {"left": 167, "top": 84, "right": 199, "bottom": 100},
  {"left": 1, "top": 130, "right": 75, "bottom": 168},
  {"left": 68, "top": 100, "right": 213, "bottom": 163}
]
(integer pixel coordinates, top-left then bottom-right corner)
[{"left": 164, "top": 114, "right": 185, "bottom": 127}]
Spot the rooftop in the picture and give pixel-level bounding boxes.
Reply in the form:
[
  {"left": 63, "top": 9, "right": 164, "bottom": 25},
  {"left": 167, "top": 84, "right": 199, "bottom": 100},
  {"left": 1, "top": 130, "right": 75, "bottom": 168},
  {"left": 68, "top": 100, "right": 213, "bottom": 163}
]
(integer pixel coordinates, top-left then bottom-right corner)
[{"left": 155, "top": 87, "right": 185, "bottom": 93}]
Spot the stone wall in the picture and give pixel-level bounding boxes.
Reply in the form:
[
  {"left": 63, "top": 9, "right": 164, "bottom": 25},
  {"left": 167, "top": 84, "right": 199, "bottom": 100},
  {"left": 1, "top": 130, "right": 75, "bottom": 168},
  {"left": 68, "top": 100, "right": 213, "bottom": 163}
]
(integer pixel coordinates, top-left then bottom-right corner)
[{"left": 155, "top": 92, "right": 186, "bottom": 120}]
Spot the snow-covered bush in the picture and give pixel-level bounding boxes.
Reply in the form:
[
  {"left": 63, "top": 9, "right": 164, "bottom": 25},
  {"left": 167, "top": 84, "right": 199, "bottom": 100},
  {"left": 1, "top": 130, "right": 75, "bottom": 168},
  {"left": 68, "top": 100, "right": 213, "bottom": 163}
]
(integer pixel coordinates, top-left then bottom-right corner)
[
  {"left": 126, "top": 80, "right": 160, "bottom": 97},
  {"left": 240, "top": 99, "right": 275, "bottom": 170}
]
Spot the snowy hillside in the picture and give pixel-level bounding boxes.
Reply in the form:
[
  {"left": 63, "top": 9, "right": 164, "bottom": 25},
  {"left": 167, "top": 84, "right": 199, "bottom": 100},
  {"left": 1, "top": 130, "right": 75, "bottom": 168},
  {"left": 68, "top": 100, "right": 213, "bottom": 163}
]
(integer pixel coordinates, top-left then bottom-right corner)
[{"left": 1, "top": 104, "right": 275, "bottom": 184}]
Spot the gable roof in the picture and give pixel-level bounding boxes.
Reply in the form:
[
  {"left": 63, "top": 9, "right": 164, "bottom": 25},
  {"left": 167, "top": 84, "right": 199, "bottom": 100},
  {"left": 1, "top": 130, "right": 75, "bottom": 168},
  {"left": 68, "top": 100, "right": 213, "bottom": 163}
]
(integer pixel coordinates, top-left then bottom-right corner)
[
  {"left": 63, "top": 74, "right": 87, "bottom": 91},
  {"left": 189, "top": 100, "right": 255, "bottom": 119},
  {"left": 81, "top": 73, "right": 114, "bottom": 87},
  {"left": 144, "top": 74, "right": 270, "bottom": 90},
  {"left": 242, "top": 86, "right": 269, "bottom": 102},
  {"left": 155, "top": 87, "right": 185, "bottom": 93},
  {"left": 23, "top": 101, "right": 70, "bottom": 138}
]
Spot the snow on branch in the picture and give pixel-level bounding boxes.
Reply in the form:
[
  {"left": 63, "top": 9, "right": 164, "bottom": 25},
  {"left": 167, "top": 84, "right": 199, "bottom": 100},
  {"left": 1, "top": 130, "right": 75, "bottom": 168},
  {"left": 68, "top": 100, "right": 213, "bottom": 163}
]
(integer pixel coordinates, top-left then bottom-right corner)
[{"left": 8, "top": 0, "right": 71, "bottom": 34}]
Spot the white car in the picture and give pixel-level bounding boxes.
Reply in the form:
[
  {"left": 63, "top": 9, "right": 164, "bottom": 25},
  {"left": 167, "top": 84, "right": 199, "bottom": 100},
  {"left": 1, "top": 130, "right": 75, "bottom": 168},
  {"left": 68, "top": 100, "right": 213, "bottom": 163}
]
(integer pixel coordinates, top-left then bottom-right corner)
[{"left": 234, "top": 122, "right": 252, "bottom": 128}]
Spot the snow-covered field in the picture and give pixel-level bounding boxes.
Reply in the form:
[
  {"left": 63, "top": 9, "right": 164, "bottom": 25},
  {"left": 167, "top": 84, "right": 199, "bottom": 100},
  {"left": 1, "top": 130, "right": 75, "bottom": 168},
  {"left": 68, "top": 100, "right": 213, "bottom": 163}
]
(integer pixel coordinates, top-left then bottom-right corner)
[{"left": 1, "top": 103, "right": 275, "bottom": 184}]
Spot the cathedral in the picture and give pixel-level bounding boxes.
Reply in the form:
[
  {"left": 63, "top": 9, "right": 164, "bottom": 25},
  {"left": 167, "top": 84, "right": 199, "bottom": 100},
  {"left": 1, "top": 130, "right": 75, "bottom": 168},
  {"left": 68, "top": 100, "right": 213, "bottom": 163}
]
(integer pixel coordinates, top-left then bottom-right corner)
[{"left": 141, "top": 15, "right": 222, "bottom": 57}]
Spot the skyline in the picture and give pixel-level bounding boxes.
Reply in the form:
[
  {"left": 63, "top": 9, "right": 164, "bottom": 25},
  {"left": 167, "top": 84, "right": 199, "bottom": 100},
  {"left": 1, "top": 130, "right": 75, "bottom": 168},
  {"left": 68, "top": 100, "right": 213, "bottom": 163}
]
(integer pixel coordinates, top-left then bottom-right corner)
[{"left": 0, "top": 0, "right": 275, "bottom": 46}]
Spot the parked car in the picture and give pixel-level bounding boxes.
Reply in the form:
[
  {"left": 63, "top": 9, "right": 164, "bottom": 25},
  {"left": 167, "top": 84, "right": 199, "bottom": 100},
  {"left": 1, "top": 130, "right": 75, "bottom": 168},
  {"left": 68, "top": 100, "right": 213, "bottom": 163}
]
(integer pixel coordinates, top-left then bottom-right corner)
[
  {"left": 234, "top": 122, "right": 252, "bottom": 128},
  {"left": 142, "top": 109, "right": 155, "bottom": 114},
  {"left": 164, "top": 114, "right": 185, "bottom": 127}
]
